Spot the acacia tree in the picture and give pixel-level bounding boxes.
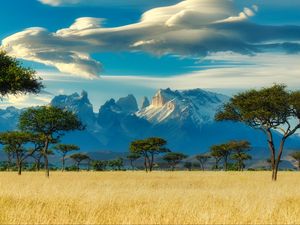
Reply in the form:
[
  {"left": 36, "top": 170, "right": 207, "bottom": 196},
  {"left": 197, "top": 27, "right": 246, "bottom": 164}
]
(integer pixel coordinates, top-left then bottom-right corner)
[
  {"left": 145, "top": 137, "right": 169, "bottom": 171},
  {"left": 290, "top": 151, "right": 300, "bottom": 170},
  {"left": 163, "top": 152, "right": 187, "bottom": 171},
  {"left": 127, "top": 153, "right": 141, "bottom": 170},
  {"left": 54, "top": 144, "right": 79, "bottom": 171},
  {"left": 130, "top": 137, "right": 169, "bottom": 172},
  {"left": 19, "top": 106, "right": 84, "bottom": 177},
  {"left": 215, "top": 84, "right": 300, "bottom": 180},
  {"left": 70, "top": 153, "right": 89, "bottom": 171},
  {"left": 229, "top": 141, "right": 252, "bottom": 171},
  {"left": 0, "top": 51, "right": 43, "bottom": 97},
  {"left": 210, "top": 143, "right": 232, "bottom": 171},
  {"left": 0, "top": 131, "right": 33, "bottom": 175},
  {"left": 210, "top": 145, "right": 223, "bottom": 170},
  {"left": 91, "top": 160, "right": 107, "bottom": 171},
  {"left": 195, "top": 154, "right": 211, "bottom": 171}
]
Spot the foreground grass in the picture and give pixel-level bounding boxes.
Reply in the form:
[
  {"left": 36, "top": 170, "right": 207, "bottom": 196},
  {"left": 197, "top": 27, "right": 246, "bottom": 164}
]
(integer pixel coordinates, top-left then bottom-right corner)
[{"left": 0, "top": 171, "right": 299, "bottom": 224}]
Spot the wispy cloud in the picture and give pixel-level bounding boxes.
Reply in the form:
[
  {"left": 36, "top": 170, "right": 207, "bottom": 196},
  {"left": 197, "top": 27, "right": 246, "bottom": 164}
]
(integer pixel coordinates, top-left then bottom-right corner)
[
  {"left": 2, "top": 0, "right": 300, "bottom": 78},
  {"left": 38, "top": 0, "right": 180, "bottom": 8}
]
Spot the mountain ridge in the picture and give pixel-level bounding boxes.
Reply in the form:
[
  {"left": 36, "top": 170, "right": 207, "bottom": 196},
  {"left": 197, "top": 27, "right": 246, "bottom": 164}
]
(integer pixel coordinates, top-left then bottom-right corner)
[{"left": 0, "top": 88, "right": 300, "bottom": 159}]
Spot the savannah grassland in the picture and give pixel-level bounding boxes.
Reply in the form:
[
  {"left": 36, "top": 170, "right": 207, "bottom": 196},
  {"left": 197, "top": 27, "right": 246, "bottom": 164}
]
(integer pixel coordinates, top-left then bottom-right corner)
[{"left": 0, "top": 172, "right": 300, "bottom": 224}]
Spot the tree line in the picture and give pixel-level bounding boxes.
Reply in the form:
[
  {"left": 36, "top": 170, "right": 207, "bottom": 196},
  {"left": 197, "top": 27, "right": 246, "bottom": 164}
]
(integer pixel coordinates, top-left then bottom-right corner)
[{"left": 1, "top": 51, "right": 300, "bottom": 181}]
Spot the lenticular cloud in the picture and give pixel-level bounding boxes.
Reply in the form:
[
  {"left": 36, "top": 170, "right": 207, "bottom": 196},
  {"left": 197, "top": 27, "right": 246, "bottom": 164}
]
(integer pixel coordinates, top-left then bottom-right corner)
[{"left": 2, "top": 0, "right": 300, "bottom": 78}]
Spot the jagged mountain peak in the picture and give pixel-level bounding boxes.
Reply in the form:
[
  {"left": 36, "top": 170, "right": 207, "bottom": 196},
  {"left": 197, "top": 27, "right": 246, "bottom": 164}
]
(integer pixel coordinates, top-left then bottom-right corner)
[
  {"left": 152, "top": 88, "right": 179, "bottom": 107},
  {"left": 51, "top": 90, "right": 95, "bottom": 126},
  {"left": 137, "top": 88, "right": 229, "bottom": 127},
  {"left": 141, "top": 96, "right": 150, "bottom": 109},
  {"left": 116, "top": 94, "right": 138, "bottom": 113}
]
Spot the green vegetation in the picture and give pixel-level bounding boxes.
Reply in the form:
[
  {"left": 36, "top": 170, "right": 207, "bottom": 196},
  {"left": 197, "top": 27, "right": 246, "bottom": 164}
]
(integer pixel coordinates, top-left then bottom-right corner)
[
  {"left": 216, "top": 84, "right": 300, "bottom": 180},
  {"left": 54, "top": 144, "right": 80, "bottom": 171},
  {"left": 163, "top": 152, "right": 187, "bottom": 171},
  {"left": 130, "top": 137, "right": 169, "bottom": 172},
  {"left": 19, "top": 106, "right": 85, "bottom": 177},
  {"left": 0, "top": 51, "right": 43, "bottom": 97}
]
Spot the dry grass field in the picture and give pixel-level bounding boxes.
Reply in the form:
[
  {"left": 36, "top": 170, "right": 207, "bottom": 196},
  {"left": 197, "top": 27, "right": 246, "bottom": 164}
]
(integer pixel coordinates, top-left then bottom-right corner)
[{"left": 0, "top": 171, "right": 300, "bottom": 224}]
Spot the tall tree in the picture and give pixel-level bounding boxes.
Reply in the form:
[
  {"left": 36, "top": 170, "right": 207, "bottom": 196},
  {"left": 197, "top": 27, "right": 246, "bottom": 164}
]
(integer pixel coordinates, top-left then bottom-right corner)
[
  {"left": 290, "top": 151, "right": 300, "bottom": 170},
  {"left": 127, "top": 153, "right": 141, "bottom": 170},
  {"left": 0, "top": 51, "right": 43, "bottom": 97},
  {"left": 195, "top": 154, "right": 211, "bottom": 171},
  {"left": 91, "top": 160, "right": 108, "bottom": 171},
  {"left": 229, "top": 141, "right": 252, "bottom": 171},
  {"left": 163, "top": 152, "right": 187, "bottom": 171},
  {"left": 0, "top": 131, "right": 33, "bottom": 175},
  {"left": 54, "top": 144, "right": 79, "bottom": 171},
  {"left": 215, "top": 84, "right": 300, "bottom": 180},
  {"left": 144, "top": 137, "right": 169, "bottom": 172},
  {"left": 70, "top": 153, "right": 89, "bottom": 171},
  {"left": 130, "top": 137, "right": 169, "bottom": 172},
  {"left": 130, "top": 140, "right": 150, "bottom": 172},
  {"left": 108, "top": 157, "right": 124, "bottom": 171},
  {"left": 210, "top": 145, "right": 224, "bottom": 170},
  {"left": 19, "top": 106, "right": 84, "bottom": 177},
  {"left": 210, "top": 143, "right": 232, "bottom": 171}
]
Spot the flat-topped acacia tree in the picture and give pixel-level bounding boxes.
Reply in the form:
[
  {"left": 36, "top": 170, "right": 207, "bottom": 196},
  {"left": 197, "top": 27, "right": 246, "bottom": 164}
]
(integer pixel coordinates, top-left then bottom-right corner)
[
  {"left": 54, "top": 144, "right": 80, "bottom": 171},
  {"left": 215, "top": 84, "right": 300, "bottom": 180},
  {"left": 130, "top": 137, "right": 169, "bottom": 172},
  {"left": 0, "top": 51, "right": 43, "bottom": 97},
  {"left": 19, "top": 106, "right": 85, "bottom": 177},
  {"left": 163, "top": 152, "right": 187, "bottom": 171},
  {"left": 0, "top": 131, "right": 33, "bottom": 175}
]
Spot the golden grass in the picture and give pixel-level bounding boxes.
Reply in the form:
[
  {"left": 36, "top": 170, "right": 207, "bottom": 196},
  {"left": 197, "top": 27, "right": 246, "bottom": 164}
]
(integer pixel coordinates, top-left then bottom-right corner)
[{"left": 0, "top": 171, "right": 300, "bottom": 224}]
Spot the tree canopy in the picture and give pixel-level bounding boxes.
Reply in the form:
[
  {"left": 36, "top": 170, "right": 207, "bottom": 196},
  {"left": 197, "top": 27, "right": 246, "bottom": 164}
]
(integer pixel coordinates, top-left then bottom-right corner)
[
  {"left": 215, "top": 84, "right": 300, "bottom": 180},
  {"left": 0, "top": 131, "right": 34, "bottom": 175},
  {"left": 0, "top": 51, "right": 43, "bottom": 97},
  {"left": 130, "top": 137, "right": 169, "bottom": 172},
  {"left": 19, "top": 106, "right": 84, "bottom": 177},
  {"left": 163, "top": 152, "right": 187, "bottom": 171}
]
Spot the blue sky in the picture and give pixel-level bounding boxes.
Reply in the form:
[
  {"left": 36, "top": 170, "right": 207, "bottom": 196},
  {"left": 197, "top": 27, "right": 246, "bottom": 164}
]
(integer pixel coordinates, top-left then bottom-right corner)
[{"left": 1, "top": 0, "right": 300, "bottom": 110}]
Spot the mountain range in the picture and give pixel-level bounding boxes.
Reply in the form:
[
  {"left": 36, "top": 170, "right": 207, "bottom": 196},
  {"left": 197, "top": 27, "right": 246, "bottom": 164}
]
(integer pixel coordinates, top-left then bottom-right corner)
[{"left": 1, "top": 88, "right": 300, "bottom": 162}]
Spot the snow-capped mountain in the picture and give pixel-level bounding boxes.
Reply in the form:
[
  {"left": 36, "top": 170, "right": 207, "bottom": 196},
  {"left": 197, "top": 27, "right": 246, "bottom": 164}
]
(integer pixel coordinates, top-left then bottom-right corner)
[
  {"left": 1, "top": 88, "right": 300, "bottom": 157},
  {"left": 137, "top": 88, "right": 229, "bottom": 127},
  {"left": 51, "top": 90, "right": 96, "bottom": 127}
]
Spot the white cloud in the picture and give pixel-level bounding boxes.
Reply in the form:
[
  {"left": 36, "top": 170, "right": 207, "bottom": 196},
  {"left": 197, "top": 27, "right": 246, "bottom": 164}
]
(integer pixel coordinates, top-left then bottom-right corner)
[
  {"left": 38, "top": 0, "right": 180, "bottom": 7},
  {"left": 101, "top": 53, "right": 300, "bottom": 90},
  {"left": 2, "top": 0, "right": 300, "bottom": 78},
  {"left": 0, "top": 94, "right": 53, "bottom": 109}
]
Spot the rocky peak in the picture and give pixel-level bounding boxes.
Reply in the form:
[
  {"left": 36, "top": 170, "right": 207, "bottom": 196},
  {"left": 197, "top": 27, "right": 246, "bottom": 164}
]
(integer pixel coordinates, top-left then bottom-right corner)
[
  {"left": 99, "top": 98, "right": 122, "bottom": 114},
  {"left": 116, "top": 94, "right": 138, "bottom": 113},
  {"left": 141, "top": 96, "right": 150, "bottom": 109},
  {"left": 151, "top": 88, "right": 177, "bottom": 107},
  {"left": 51, "top": 90, "right": 95, "bottom": 126}
]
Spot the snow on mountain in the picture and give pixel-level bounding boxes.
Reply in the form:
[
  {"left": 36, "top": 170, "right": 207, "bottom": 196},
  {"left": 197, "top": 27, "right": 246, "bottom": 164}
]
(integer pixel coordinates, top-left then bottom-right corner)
[
  {"left": 51, "top": 90, "right": 96, "bottom": 127},
  {"left": 0, "top": 106, "right": 21, "bottom": 131},
  {"left": 137, "top": 88, "right": 229, "bottom": 127}
]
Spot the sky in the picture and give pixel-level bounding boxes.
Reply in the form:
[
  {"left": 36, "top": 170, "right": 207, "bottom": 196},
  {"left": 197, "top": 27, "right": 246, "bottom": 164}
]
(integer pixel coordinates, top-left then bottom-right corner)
[{"left": 0, "top": 0, "right": 300, "bottom": 111}]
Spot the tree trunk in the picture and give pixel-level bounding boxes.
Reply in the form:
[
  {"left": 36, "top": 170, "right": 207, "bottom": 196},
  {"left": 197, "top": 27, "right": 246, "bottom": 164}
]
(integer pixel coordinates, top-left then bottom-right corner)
[
  {"left": 171, "top": 164, "right": 175, "bottom": 171},
  {"left": 77, "top": 162, "right": 80, "bottom": 171},
  {"left": 43, "top": 139, "right": 50, "bottom": 178},
  {"left": 130, "top": 160, "right": 134, "bottom": 170},
  {"left": 149, "top": 153, "right": 154, "bottom": 172},
  {"left": 62, "top": 156, "right": 65, "bottom": 172},
  {"left": 144, "top": 156, "right": 148, "bottom": 172},
  {"left": 224, "top": 156, "right": 228, "bottom": 171},
  {"left": 273, "top": 138, "right": 286, "bottom": 181},
  {"left": 215, "top": 158, "right": 218, "bottom": 170},
  {"left": 17, "top": 161, "right": 22, "bottom": 175}
]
